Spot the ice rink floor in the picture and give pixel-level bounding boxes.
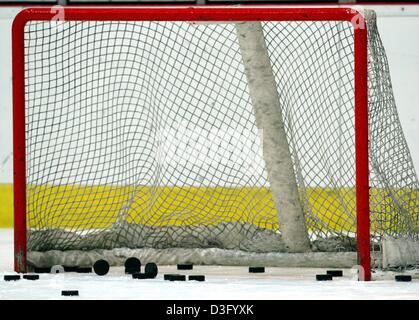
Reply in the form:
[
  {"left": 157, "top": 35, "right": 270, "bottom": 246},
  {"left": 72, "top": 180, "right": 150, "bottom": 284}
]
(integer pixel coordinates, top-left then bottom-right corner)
[{"left": 0, "top": 229, "right": 418, "bottom": 300}]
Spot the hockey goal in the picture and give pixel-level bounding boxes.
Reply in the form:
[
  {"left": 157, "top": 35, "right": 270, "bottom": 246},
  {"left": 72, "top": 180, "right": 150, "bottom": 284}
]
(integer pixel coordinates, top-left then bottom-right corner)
[{"left": 12, "top": 6, "right": 419, "bottom": 280}]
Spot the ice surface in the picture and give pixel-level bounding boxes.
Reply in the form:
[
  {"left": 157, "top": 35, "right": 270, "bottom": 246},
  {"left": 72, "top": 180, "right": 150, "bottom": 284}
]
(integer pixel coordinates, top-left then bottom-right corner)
[{"left": 0, "top": 229, "right": 418, "bottom": 300}]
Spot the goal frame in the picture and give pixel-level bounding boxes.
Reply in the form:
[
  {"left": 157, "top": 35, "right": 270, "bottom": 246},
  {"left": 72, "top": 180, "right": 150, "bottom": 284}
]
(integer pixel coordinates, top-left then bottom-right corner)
[{"left": 12, "top": 6, "right": 370, "bottom": 280}]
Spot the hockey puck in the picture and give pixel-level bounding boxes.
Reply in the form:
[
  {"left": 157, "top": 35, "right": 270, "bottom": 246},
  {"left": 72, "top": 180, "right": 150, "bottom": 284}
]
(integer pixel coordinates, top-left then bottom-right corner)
[
  {"left": 326, "top": 270, "right": 343, "bottom": 277},
  {"left": 249, "top": 267, "right": 265, "bottom": 273},
  {"left": 177, "top": 263, "right": 193, "bottom": 270},
  {"left": 76, "top": 267, "right": 92, "bottom": 273},
  {"left": 4, "top": 275, "right": 20, "bottom": 281},
  {"left": 144, "top": 262, "right": 158, "bottom": 279},
  {"left": 132, "top": 273, "right": 150, "bottom": 279},
  {"left": 51, "top": 265, "right": 65, "bottom": 274},
  {"left": 188, "top": 275, "right": 205, "bottom": 282},
  {"left": 63, "top": 266, "right": 78, "bottom": 272},
  {"left": 316, "top": 274, "right": 333, "bottom": 281},
  {"left": 23, "top": 274, "right": 39, "bottom": 280},
  {"left": 62, "top": 290, "right": 79, "bottom": 296},
  {"left": 395, "top": 275, "right": 412, "bottom": 282},
  {"left": 93, "top": 260, "right": 109, "bottom": 276},
  {"left": 164, "top": 274, "right": 186, "bottom": 281},
  {"left": 34, "top": 267, "right": 51, "bottom": 273},
  {"left": 125, "top": 257, "right": 141, "bottom": 274}
]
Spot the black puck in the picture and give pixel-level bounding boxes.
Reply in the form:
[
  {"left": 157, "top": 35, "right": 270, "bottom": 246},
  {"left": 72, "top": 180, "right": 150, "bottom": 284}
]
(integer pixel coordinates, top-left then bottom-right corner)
[
  {"left": 62, "top": 290, "right": 79, "bottom": 296},
  {"left": 144, "top": 262, "right": 158, "bottom": 279},
  {"left": 188, "top": 275, "right": 205, "bottom": 282},
  {"left": 316, "top": 274, "right": 333, "bottom": 281},
  {"left": 93, "top": 260, "right": 109, "bottom": 276},
  {"left": 249, "top": 267, "right": 265, "bottom": 273},
  {"left": 164, "top": 274, "right": 186, "bottom": 281},
  {"left": 326, "top": 270, "right": 343, "bottom": 277},
  {"left": 395, "top": 275, "right": 412, "bottom": 282},
  {"left": 177, "top": 263, "right": 193, "bottom": 270},
  {"left": 34, "top": 267, "right": 51, "bottom": 273},
  {"left": 132, "top": 273, "right": 151, "bottom": 279},
  {"left": 4, "top": 275, "right": 20, "bottom": 281},
  {"left": 23, "top": 274, "right": 39, "bottom": 280},
  {"left": 76, "top": 267, "right": 92, "bottom": 273},
  {"left": 125, "top": 257, "right": 141, "bottom": 274},
  {"left": 63, "top": 266, "right": 78, "bottom": 272}
]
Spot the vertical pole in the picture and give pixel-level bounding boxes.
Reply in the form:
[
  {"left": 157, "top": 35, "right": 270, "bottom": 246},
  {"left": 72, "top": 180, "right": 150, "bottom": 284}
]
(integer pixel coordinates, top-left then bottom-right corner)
[
  {"left": 354, "top": 23, "right": 371, "bottom": 281},
  {"left": 235, "top": 22, "right": 311, "bottom": 253},
  {"left": 12, "top": 17, "right": 27, "bottom": 273}
]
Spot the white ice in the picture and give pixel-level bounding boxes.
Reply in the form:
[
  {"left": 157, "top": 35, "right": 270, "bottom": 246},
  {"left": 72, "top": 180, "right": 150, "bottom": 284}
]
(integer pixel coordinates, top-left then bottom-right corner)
[{"left": 0, "top": 229, "right": 418, "bottom": 300}]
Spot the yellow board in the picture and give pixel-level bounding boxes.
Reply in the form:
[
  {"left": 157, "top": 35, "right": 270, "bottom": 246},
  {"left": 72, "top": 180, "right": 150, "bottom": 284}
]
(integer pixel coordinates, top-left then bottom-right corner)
[
  {"left": 1, "top": 183, "right": 417, "bottom": 234},
  {"left": 0, "top": 184, "right": 14, "bottom": 228}
]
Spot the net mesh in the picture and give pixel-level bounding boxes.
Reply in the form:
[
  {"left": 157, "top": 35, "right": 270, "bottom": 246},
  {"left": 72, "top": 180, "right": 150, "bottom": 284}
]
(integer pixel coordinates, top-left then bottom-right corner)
[{"left": 23, "top": 13, "right": 418, "bottom": 259}]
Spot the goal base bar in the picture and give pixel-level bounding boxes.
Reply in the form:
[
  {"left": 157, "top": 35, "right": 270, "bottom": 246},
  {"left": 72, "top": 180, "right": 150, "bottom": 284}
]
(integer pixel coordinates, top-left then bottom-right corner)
[{"left": 27, "top": 248, "right": 382, "bottom": 269}]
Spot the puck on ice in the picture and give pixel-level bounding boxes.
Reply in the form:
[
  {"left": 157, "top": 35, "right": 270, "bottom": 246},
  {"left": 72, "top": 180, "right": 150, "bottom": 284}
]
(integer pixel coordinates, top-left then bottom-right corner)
[
  {"left": 93, "top": 260, "right": 109, "bottom": 276},
  {"left": 249, "top": 267, "right": 265, "bottom": 273},
  {"left": 177, "top": 264, "right": 193, "bottom": 270},
  {"left": 326, "top": 270, "right": 343, "bottom": 277},
  {"left": 62, "top": 290, "right": 79, "bottom": 296},
  {"left": 395, "top": 275, "right": 412, "bottom": 282},
  {"left": 76, "top": 267, "right": 92, "bottom": 273},
  {"left": 23, "top": 274, "right": 39, "bottom": 280},
  {"left": 4, "top": 275, "right": 20, "bottom": 281},
  {"left": 63, "top": 266, "right": 78, "bottom": 272},
  {"left": 164, "top": 274, "right": 186, "bottom": 281},
  {"left": 34, "top": 267, "right": 51, "bottom": 273},
  {"left": 125, "top": 257, "right": 141, "bottom": 274},
  {"left": 316, "top": 274, "right": 333, "bottom": 281},
  {"left": 144, "top": 262, "right": 158, "bottom": 279},
  {"left": 188, "top": 275, "right": 205, "bottom": 282}
]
